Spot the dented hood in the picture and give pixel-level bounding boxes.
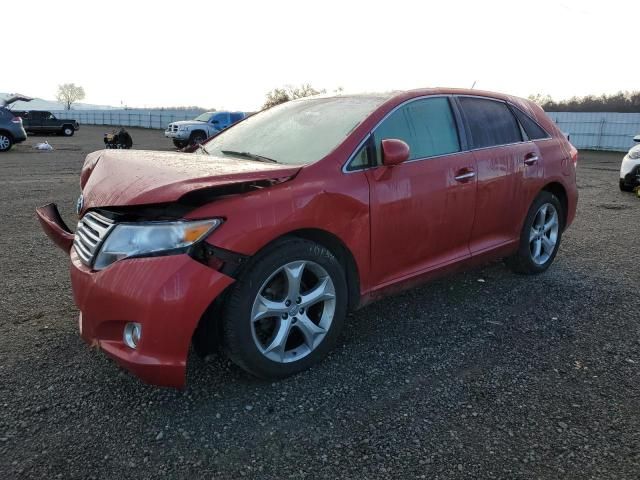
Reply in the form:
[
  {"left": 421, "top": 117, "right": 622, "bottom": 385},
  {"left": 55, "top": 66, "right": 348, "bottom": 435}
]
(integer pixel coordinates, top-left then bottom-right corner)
[{"left": 80, "top": 149, "right": 301, "bottom": 210}]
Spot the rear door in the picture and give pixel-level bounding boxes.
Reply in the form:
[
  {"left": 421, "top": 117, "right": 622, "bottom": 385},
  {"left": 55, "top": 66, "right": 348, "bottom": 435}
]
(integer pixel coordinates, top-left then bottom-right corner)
[
  {"left": 365, "top": 96, "right": 477, "bottom": 286},
  {"left": 456, "top": 96, "right": 542, "bottom": 254}
]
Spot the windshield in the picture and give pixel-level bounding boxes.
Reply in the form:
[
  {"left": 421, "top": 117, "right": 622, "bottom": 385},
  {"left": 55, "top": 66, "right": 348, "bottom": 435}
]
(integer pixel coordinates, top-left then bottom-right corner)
[
  {"left": 194, "top": 112, "right": 215, "bottom": 122},
  {"left": 202, "top": 96, "right": 389, "bottom": 165}
]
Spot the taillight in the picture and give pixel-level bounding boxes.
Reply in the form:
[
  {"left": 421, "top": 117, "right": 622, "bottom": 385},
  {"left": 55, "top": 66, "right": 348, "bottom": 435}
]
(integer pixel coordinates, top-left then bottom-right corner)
[
  {"left": 11, "top": 116, "right": 22, "bottom": 124},
  {"left": 571, "top": 148, "right": 578, "bottom": 169}
]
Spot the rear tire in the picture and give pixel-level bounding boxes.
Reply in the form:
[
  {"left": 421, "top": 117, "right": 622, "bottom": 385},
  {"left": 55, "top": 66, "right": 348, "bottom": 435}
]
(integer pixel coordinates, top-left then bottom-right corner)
[
  {"left": 221, "top": 238, "right": 348, "bottom": 379},
  {"left": 507, "top": 191, "right": 564, "bottom": 275},
  {"left": 0, "top": 133, "right": 13, "bottom": 152},
  {"left": 62, "top": 126, "right": 75, "bottom": 137},
  {"left": 619, "top": 179, "right": 634, "bottom": 192}
]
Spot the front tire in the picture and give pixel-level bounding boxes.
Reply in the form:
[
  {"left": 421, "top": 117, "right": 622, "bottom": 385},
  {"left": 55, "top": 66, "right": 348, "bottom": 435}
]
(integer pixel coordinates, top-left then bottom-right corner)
[
  {"left": 222, "top": 239, "right": 348, "bottom": 379},
  {"left": 62, "top": 126, "right": 75, "bottom": 137},
  {"left": 0, "top": 133, "right": 13, "bottom": 152},
  {"left": 507, "top": 191, "right": 564, "bottom": 275},
  {"left": 189, "top": 131, "right": 206, "bottom": 146},
  {"left": 173, "top": 139, "right": 187, "bottom": 149}
]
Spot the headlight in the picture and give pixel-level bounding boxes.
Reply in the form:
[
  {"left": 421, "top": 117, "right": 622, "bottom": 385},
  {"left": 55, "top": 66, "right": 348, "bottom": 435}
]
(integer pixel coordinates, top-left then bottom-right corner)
[
  {"left": 178, "top": 125, "right": 190, "bottom": 131},
  {"left": 628, "top": 145, "right": 640, "bottom": 160},
  {"left": 93, "top": 219, "right": 222, "bottom": 270}
]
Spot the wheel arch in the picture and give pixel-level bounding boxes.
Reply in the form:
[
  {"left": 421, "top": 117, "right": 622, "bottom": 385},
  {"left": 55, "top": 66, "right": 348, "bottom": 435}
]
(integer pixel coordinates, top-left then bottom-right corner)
[
  {"left": 0, "top": 129, "right": 15, "bottom": 141},
  {"left": 541, "top": 181, "right": 568, "bottom": 229},
  {"left": 281, "top": 228, "right": 361, "bottom": 312},
  {"left": 191, "top": 227, "right": 362, "bottom": 357}
]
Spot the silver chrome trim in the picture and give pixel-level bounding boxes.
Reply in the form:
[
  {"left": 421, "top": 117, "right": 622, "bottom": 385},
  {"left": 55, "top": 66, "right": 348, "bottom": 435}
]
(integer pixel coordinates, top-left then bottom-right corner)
[
  {"left": 454, "top": 171, "right": 476, "bottom": 181},
  {"left": 73, "top": 211, "right": 116, "bottom": 268}
]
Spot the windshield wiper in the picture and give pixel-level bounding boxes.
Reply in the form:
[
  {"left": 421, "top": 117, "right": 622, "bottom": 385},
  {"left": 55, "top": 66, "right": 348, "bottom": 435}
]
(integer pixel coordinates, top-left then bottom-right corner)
[{"left": 221, "top": 150, "right": 278, "bottom": 164}]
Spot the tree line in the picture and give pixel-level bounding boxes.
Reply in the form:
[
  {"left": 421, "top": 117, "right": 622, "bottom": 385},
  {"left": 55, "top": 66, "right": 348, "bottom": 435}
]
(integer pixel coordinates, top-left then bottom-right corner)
[{"left": 529, "top": 91, "right": 640, "bottom": 113}]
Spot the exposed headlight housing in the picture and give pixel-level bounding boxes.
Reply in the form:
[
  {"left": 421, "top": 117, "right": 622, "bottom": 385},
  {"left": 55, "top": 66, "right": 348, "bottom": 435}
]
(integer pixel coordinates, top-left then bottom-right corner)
[
  {"left": 178, "top": 125, "right": 190, "bottom": 131},
  {"left": 628, "top": 145, "right": 640, "bottom": 160},
  {"left": 93, "top": 218, "right": 222, "bottom": 270}
]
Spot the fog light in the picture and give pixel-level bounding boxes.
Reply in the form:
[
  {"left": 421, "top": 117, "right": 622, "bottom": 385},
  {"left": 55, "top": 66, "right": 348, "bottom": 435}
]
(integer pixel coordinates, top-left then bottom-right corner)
[{"left": 123, "top": 322, "right": 142, "bottom": 349}]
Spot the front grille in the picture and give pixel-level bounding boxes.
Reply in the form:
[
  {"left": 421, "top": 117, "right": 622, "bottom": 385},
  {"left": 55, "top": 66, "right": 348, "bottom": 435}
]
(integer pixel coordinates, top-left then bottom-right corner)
[{"left": 73, "top": 212, "right": 115, "bottom": 267}]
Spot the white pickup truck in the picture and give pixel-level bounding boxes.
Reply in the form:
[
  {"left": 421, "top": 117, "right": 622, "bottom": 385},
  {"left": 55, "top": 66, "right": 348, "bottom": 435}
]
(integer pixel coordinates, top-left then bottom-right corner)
[{"left": 165, "top": 111, "right": 248, "bottom": 148}]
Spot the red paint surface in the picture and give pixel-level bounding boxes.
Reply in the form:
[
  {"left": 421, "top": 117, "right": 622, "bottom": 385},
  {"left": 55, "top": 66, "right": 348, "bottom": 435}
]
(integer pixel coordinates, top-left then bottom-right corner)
[
  {"left": 70, "top": 250, "right": 233, "bottom": 388},
  {"left": 79, "top": 149, "right": 300, "bottom": 213},
  {"left": 38, "top": 88, "right": 578, "bottom": 387},
  {"left": 36, "top": 204, "right": 74, "bottom": 252}
]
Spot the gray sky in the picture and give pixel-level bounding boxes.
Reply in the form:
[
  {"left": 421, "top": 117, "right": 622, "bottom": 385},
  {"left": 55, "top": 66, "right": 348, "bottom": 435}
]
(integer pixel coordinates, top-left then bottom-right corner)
[{"left": 5, "top": 0, "right": 638, "bottom": 110}]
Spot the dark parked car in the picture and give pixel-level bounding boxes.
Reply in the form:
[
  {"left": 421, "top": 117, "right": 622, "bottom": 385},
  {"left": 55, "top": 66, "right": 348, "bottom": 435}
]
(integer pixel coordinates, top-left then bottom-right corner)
[
  {"left": 37, "top": 88, "right": 578, "bottom": 387},
  {"left": 14, "top": 110, "right": 80, "bottom": 136},
  {"left": 0, "top": 96, "right": 29, "bottom": 152}
]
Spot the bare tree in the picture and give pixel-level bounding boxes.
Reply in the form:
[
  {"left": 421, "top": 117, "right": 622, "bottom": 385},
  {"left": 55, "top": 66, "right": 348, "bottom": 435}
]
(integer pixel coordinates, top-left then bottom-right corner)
[
  {"left": 528, "top": 91, "right": 640, "bottom": 113},
  {"left": 56, "top": 83, "right": 86, "bottom": 110},
  {"left": 263, "top": 83, "right": 326, "bottom": 109}
]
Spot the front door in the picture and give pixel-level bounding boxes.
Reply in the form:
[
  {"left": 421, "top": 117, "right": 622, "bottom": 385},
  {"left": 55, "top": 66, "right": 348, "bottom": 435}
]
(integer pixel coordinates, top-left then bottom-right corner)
[{"left": 366, "top": 96, "right": 477, "bottom": 287}]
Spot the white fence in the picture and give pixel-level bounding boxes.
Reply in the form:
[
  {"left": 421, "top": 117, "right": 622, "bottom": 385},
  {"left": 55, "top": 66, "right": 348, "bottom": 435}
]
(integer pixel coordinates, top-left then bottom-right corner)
[
  {"left": 49, "top": 109, "right": 204, "bottom": 130},
  {"left": 50, "top": 109, "right": 640, "bottom": 152},
  {"left": 546, "top": 112, "right": 640, "bottom": 152}
]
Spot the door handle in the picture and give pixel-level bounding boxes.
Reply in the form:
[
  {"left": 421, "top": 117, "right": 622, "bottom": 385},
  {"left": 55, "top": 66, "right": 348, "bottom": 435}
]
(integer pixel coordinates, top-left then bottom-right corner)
[
  {"left": 524, "top": 153, "right": 539, "bottom": 166},
  {"left": 454, "top": 170, "right": 476, "bottom": 182}
]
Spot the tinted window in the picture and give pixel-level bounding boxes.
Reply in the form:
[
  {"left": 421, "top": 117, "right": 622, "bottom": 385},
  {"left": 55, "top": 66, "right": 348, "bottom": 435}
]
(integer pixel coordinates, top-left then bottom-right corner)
[
  {"left": 0, "top": 108, "right": 10, "bottom": 119},
  {"left": 212, "top": 113, "right": 228, "bottom": 124},
  {"left": 511, "top": 107, "right": 549, "bottom": 140},
  {"left": 374, "top": 97, "right": 460, "bottom": 163},
  {"left": 459, "top": 97, "right": 522, "bottom": 148},
  {"left": 230, "top": 112, "right": 244, "bottom": 123}
]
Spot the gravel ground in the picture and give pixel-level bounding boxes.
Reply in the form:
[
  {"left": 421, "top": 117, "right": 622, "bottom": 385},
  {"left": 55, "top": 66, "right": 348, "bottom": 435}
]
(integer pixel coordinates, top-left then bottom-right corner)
[{"left": 1, "top": 126, "right": 639, "bottom": 479}]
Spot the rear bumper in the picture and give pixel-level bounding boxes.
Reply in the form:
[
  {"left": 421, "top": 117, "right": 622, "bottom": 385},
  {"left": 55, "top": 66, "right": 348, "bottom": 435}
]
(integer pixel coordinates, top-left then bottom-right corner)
[
  {"left": 11, "top": 126, "right": 27, "bottom": 143},
  {"left": 620, "top": 155, "right": 640, "bottom": 186},
  {"left": 36, "top": 203, "right": 235, "bottom": 388}
]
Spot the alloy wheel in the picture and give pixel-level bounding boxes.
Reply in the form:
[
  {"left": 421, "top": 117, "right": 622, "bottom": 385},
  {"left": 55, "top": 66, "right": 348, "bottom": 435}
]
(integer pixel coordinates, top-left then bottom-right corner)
[
  {"left": 250, "top": 260, "right": 336, "bottom": 363},
  {"left": 529, "top": 203, "right": 559, "bottom": 265},
  {"left": 0, "top": 135, "right": 10, "bottom": 151}
]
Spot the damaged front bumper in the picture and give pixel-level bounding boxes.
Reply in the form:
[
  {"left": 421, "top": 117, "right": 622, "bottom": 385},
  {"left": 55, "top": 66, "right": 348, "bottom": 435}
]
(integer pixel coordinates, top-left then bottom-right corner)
[{"left": 35, "top": 203, "right": 235, "bottom": 388}]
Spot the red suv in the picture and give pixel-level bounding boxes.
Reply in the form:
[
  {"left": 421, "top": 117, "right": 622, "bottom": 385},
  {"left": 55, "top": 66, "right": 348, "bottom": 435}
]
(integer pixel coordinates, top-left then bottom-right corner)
[{"left": 37, "top": 88, "right": 578, "bottom": 387}]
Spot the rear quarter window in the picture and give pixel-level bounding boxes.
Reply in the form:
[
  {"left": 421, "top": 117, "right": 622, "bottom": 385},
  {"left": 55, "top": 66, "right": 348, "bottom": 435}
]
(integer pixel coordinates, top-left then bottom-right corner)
[
  {"left": 458, "top": 97, "right": 522, "bottom": 149},
  {"left": 511, "top": 107, "right": 550, "bottom": 140}
]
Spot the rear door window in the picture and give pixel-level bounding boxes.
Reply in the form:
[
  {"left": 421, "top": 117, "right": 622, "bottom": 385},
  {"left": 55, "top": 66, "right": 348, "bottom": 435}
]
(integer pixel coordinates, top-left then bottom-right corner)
[
  {"left": 373, "top": 97, "right": 460, "bottom": 164},
  {"left": 511, "top": 107, "right": 549, "bottom": 140},
  {"left": 458, "top": 97, "right": 522, "bottom": 149}
]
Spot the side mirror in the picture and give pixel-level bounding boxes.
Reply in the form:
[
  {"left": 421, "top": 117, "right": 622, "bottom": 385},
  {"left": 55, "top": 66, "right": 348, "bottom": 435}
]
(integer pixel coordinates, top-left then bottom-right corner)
[
  {"left": 634, "top": 134, "right": 640, "bottom": 143},
  {"left": 381, "top": 139, "right": 410, "bottom": 166}
]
